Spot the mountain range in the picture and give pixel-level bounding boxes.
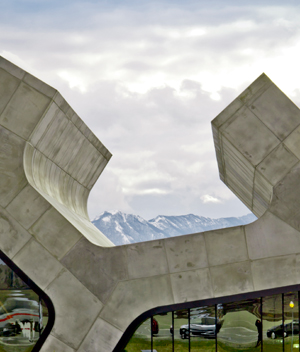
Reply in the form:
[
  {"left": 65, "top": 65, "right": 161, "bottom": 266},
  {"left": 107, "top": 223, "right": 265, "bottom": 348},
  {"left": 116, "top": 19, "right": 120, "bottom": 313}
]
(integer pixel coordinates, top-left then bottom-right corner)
[{"left": 92, "top": 211, "right": 256, "bottom": 245}]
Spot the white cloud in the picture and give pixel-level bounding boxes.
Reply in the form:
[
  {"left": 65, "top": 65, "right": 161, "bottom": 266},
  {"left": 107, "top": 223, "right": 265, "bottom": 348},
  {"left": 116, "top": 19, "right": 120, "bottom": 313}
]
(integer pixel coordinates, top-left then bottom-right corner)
[
  {"left": 201, "top": 195, "right": 222, "bottom": 204},
  {"left": 1, "top": 1, "right": 300, "bottom": 220}
]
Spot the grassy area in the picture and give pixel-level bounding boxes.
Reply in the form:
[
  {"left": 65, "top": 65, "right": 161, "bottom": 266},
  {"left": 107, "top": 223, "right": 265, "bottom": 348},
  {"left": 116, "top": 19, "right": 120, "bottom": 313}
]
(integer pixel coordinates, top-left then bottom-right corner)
[
  {"left": 125, "top": 337, "right": 299, "bottom": 351},
  {"left": 0, "top": 345, "right": 33, "bottom": 352}
]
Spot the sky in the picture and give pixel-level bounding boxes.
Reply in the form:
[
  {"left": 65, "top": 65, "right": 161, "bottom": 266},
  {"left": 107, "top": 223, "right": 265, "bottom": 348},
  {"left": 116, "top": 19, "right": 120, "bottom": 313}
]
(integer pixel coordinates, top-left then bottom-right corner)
[{"left": 1, "top": 0, "right": 300, "bottom": 220}]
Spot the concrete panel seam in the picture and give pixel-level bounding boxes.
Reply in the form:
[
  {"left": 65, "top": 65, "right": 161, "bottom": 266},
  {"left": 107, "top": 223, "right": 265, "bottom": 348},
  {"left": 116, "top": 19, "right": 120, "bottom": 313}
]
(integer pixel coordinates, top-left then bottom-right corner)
[
  {"left": 68, "top": 117, "right": 111, "bottom": 162},
  {"left": 43, "top": 267, "right": 66, "bottom": 293},
  {"left": 22, "top": 73, "right": 57, "bottom": 100},
  {"left": 28, "top": 101, "right": 57, "bottom": 145},
  {"left": 166, "top": 273, "right": 176, "bottom": 307},
  {"left": 206, "top": 259, "right": 251, "bottom": 269},
  {"left": 248, "top": 104, "right": 283, "bottom": 143},
  {"left": 282, "top": 142, "right": 300, "bottom": 162},
  {"left": 162, "top": 239, "right": 172, "bottom": 274},
  {"left": 25, "top": 204, "right": 52, "bottom": 231},
  {"left": 0, "top": 121, "right": 30, "bottom": 143},
  {"left": 29, "top": 144, "right": 92, "bottom": 192},
  {"left": 76, "top": 315, "right": 123, "bottom": 352},
  {"left": 57, "top": 235, "right": 84, "bottom": 263},
  {"left": 4, "top": 182, "right": 29, "bottom": 210},
  {"left": 0, "top": 77, "right": 22, "bottom": 116},
  {"left": 10, "top": 236, "right": 35, "bottom": 261},
  {"left": 242, "top": 224, "right": 251, "bottom": 261}
]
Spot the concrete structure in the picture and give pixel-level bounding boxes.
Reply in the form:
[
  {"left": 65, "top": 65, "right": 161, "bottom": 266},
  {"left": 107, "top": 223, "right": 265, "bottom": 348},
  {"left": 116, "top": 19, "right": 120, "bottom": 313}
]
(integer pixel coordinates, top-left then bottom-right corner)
[{"left": 1, "top": 56, "right": 300, "bottom": 351}]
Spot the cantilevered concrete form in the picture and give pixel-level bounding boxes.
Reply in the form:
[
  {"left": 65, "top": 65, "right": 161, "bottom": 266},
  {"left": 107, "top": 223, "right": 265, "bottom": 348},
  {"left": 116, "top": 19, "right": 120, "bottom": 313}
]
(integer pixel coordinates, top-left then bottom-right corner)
[{"left": 2, "top": 56, "right": 300, "bottom": 351}]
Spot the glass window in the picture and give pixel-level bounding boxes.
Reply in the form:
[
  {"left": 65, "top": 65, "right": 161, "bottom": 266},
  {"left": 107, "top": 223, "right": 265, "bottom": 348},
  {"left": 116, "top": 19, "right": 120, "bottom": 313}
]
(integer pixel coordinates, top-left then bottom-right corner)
[
  {"left": 263, "top": 293, "right": 283, "bottom": 352},
  {"left": 123, "top": 288, "right": 300, "bottom": 352},
  {"left": 190, "top": 305, "right": 216, "bottom": 352},
  {"left": 174, "top": 309, "right": 189, "bottom": 352},
  {"left": 284, "top": 292, "right": 299, "bottom": 352},
  {"left": 217, "top": 298, "right": 261, "bottom": 351},
  {"left": 152, "top": 312, "right": 172, "bottom": 351}
]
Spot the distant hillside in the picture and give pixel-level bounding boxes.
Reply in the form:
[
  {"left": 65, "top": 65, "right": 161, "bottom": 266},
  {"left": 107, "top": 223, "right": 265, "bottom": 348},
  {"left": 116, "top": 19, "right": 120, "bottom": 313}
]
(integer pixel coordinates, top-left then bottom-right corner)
[{"left": 92, "top": 211, "right": 256, "bottom": 245}]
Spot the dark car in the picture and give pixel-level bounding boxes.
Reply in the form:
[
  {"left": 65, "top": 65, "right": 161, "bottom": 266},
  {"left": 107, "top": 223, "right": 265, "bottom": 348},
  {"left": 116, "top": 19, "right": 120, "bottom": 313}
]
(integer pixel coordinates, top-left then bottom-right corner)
[{"left": 267, "top": 320, "right": 299, "bottom": 339}]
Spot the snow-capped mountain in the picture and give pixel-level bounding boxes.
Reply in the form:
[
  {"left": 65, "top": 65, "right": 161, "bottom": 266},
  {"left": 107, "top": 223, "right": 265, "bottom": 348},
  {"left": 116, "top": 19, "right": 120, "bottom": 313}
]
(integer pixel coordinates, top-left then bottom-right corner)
[{"left": 92, "top": 211, "right": 256, "bottom": 245}]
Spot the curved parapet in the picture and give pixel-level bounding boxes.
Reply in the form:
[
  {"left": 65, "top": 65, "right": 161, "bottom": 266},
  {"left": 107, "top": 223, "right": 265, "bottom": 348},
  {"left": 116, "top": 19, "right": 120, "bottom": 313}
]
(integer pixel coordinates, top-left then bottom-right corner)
[
  {"left": 2, "top": 56, "right": 300, "bottom": 352},
  {"left": 0, "top": 56, "right": 113, "bottom": 247}
]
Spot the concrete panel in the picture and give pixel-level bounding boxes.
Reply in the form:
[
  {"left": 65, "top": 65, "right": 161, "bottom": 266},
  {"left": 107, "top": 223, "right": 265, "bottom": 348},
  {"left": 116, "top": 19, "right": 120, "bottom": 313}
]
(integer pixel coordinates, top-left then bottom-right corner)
[
  {"left": 284, "top": 124, "right": 300, "bottom": 159},
  {"left": 61, "top": 238, "right": 128, "bottom": 303},
  {"left": 0, "top": 68, "right": 20, "bottom": 115},
  {"left": 30, "top": 102, "right": 59, "bottom": 147},
  {"left": 13, "top": 239, "right": 63, "bottom": 290},
  {"left": 170, "top": 268, "right": 212, "bottom": 303},
  {"left": 100, "top": 275, "right": 174, "bottom": 331},
  {"left": 0, "top": 206, "right": 31, "bottom": 258},
  {"left": 23, "top": 72, "right": 56, "bottom": 99},
  {"left": 37, "top": 106, "right": 69, "bottom": 157},
  {"left": 164, "top": 233, "right": 208, "bottom": 273},
  {"left": 253, "top": 171, "right": 273, "bottom": 212},
  {"left": 54, "top": 127, "right": 84, "bottom": 170},
  {"left": 252, "top": 255, "right": 300, "bottom": 291},
  {"left": 245, "top": 211, "right": 300, "bottom": 260},
  {"left": 210, "top": 261, "right": 253, "bottom": 297},
  {"left": 272, "top": 163, "right": 300, "bottom": 215},
  {"left": 268, "top": 195, "right": 295, "bottom": 224},
  {"left": 251, "top": 84, "right": 300, "bottom": 141},
  {"left": 6, "top": 184, "right": 51, "bottom": 230},
  {"left": 222, "top": 106, "right": 280, "bottom": 166},
  {"left": 0, "top": 57, "right": 25, "bottom": 79},
  {"left": 0, "top": 126, "right": 27, "bottom": 207},
  {"left": 127, "top": 240, "right": 169, "bottom": 279},
  {"left": 205, "top": 226, "right": 248, "bottom": 266},
  {"left": 30, "top": 207, "right": 82, "bottom": 260},
  {"left": 256, "top": 143, "right": 299, "bottom": 186},
  {"left": 77, "top": 318, "right": 123, "bottom": 352},
  {"left": 0, "top": 82, "right": 50, "bottom": 139},
  {"left": 41, "top": 334, "right": 75, "bottom": 352},
  {"left": 54, "top": 91, "right": 71, "bottom": 114},
  {"left": 45, "top": 269, "right": 103, "bottom": 349},
  {"left": 212, "top": 73, "right": 271, "bottom": 128}
]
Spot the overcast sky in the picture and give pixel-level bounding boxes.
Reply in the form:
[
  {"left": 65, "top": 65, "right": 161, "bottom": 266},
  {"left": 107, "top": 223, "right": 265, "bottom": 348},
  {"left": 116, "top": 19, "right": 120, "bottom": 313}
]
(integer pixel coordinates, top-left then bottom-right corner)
[{"left": 2, "top": 0, "right": 300, "bottom": 220}]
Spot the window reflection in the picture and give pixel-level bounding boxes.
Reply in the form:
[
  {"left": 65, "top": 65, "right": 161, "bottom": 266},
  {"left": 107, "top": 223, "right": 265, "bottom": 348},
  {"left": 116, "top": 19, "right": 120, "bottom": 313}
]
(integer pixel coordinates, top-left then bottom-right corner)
[
  {"left": 124, "top": 290, "right": 300, "bottom": 352},
  {"left": 263, "top": 294, "right": 283, "bottom": 351},
  {"left": 284, "top": 292, "right": 299, "bottom": 352},
  {"left": 190, "top": 306, "right": 216, "bottom": 352},
  {"left": 0, "top": 258, "right": 49, "bottom": 351},
  {"left": 152, "top": 312, "right": 172, "bottom": 351},
  {"left": 217, "top": 298, "right": 261, "bottom": 351},
  {"left": 174, "top": 309, "right": 189, "bottom": 352}
]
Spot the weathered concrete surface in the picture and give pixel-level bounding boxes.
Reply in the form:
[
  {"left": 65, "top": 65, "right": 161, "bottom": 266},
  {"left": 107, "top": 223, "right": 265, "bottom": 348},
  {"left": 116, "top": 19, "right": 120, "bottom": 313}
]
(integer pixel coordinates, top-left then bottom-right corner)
[{"left": 1, "top": 56, "right": 300, "bottom": 351}]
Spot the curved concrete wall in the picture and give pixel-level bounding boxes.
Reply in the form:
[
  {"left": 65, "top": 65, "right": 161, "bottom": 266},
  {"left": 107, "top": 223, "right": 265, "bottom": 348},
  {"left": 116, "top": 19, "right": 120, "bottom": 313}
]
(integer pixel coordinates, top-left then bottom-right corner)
[{"left": 1, "top": 57, "right": 300, "bottom": 351}]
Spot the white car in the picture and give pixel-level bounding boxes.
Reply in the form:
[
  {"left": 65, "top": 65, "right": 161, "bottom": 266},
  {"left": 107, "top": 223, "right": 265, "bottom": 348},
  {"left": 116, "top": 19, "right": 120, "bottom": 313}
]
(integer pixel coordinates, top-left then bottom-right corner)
[{"left": 179, "top": 317, "right": 222, "bottom": 339}]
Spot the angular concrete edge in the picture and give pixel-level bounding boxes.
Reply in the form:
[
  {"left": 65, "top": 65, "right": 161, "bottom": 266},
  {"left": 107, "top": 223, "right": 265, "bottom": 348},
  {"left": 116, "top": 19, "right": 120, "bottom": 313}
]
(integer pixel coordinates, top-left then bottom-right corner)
[{"left": 2, "top": 56, "right": 300, "bottom": 351}]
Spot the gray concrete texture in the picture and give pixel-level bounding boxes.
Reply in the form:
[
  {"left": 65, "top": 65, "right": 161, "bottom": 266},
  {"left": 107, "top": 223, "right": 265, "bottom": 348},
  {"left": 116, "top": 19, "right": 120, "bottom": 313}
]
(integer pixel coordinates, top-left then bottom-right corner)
[{"left": 1, "top": 56, "right": 300, "bottom": 351}]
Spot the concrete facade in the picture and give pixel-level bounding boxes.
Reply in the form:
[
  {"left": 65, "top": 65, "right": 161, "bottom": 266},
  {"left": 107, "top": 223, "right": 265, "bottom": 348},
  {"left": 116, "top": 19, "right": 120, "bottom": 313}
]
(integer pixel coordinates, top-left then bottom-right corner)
[{"left": 1, "top": 56, "right": 300, "bottom": 351}]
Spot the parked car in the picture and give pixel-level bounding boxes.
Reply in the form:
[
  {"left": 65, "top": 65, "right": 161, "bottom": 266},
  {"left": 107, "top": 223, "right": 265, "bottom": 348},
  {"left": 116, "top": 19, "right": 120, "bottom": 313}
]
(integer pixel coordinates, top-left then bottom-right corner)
[
  {"left": 173, "top": 317, "right": 222, "bottom": 339},
  {"left": 267, "top": 320, "right": 299, "bottom": 339}
]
